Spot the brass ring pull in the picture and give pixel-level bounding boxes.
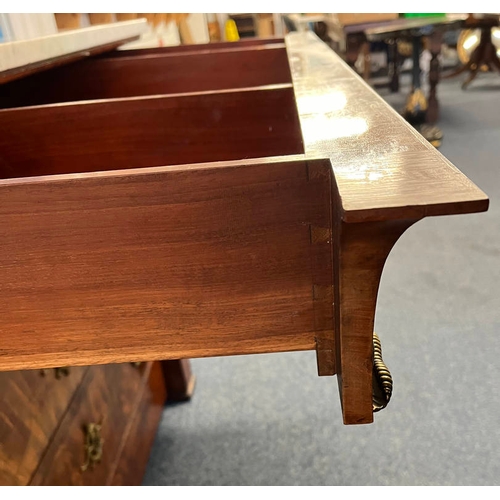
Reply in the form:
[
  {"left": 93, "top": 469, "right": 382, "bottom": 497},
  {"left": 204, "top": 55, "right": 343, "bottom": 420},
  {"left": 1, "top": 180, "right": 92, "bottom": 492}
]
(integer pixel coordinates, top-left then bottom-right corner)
[
  {"left": 372, "top": 332, "right": 393, "bottom": 413},
  {"left": 81, "top": 423, "right": 103, "bottom": 472}
]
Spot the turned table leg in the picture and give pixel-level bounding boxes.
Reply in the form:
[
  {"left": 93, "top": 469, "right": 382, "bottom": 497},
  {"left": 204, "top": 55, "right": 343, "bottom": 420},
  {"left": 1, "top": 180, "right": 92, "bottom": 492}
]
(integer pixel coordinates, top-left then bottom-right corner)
[
  {"left": 387, "top": 38, "right": 400, "bottom": 93},
  {"left": 404, "top": 33, "right": 444, "bottom": 148},
  {"left": 426, "top": 30, "right": 442, "bottom": 124},
  {"left": 420, "top": 30, "right": 445, "bottom": 148}
]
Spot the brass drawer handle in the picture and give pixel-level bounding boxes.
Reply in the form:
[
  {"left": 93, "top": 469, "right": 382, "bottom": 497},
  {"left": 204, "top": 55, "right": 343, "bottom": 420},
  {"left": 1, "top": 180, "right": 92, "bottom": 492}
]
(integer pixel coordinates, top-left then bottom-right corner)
[
  {"left": 81, "top": 423, "right": 103, "bottom": 472},
  {"left": 372, "top": 332, "right": 393, "bottom": 413}
]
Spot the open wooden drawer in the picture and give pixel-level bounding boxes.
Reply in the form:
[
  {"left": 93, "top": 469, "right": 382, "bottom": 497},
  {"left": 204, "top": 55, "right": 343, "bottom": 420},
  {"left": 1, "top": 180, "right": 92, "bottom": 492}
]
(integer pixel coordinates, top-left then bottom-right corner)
[{"left": 0, "top": 30, "right": 488, "bottom": 425}]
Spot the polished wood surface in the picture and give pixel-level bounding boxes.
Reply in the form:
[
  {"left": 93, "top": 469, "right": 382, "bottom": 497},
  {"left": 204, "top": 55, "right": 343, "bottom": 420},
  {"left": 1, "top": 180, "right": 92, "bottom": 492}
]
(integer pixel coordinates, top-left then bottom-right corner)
[
  {"left": 30, "top": 363, "right": 148, "bottom": 485},
  {"left": 343, "top": 14, "right": 467, "bottom": 37},
  {"left": 333, "top": 215, "right": 418, "bottom": 424},
  {"left": 0, "top": 367, "right": 87, "bottom": 485},
  {"left": 109, "top": 361, "right": 167, "bottom": 485},
  {"left": 0, "top": 360, "right": 169, "bottom": 485},
  {"left": 286, "top": 31, "right": 488, "bottom": 423},
  {"left": 286, "top": 32, "right": 489, "bottom": 223},
  {"left": 0, "top": 32, "right": 489, "bottom": 428},
  {"left": 0, "top": 85, "right": 303, "bottom": 177},
  {"left": 0, "top": 158, "right": 331, "bottom": 371},
  {"left": 0, "top": 45, "right": 291, "bottom": 108}
]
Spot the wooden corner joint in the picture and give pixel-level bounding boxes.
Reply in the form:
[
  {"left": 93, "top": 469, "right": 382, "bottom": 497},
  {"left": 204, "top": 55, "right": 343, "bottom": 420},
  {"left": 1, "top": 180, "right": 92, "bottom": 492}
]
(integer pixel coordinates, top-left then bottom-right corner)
[{"left": 310, "top": 227, "right": 335, "bottom": 376}]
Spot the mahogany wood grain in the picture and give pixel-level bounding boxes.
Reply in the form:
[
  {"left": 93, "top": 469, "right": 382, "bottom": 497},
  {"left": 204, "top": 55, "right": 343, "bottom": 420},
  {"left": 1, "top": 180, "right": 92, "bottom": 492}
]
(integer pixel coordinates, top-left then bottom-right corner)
[
  {"left": 109, "top": 361, "right": 167, "bottom": 485},
  {"left": 332, "top": 210, "right": 418, "bottom": 424},
  {"left": 0, "top": 367, "right": 87, "bottom": 485},
  {"left": 0, "top": 31, "right": 490, "bottom": 429},
  {"left": 0, "top": 45, "right": 292, "bottom": 108},
  {"left": 0, "top": 86, "right": 303, "bottom": 178},
  {"left": 285, "top": 32, "right": 489, "bottom": 423},
  {"left": 0, "top": 158, "right": 332, "bottom": 372},
  {"left": 286, "top": 32, "right": 489, "bottom": 222},
  {"left": 30, "top": 363, "right": 146, "bottom": 485}
]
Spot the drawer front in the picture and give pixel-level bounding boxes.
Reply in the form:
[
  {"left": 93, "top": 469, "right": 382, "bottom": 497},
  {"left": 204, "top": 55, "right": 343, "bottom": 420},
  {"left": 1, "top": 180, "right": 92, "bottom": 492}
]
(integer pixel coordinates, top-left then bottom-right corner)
[
  {"left": 109, "top": 361, "right": 167, "bottom": 485},
  {"left": 30, "top": 362, "right": 147, "bottom": 486},
  {"left": 0, "top": 366, "right": 87, "bottom": 486}
]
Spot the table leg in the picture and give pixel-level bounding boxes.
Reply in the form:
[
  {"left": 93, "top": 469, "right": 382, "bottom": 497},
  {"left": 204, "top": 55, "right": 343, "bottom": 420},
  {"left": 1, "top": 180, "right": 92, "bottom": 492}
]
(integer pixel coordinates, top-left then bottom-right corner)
[
  {"left": 419, "top": 30, "right": 444, "bottom": 147},
  {"left": 403, "top": 36, "right": 427, "bottom": 124},
  {"left": 361, "top": 41, "right": 371, "bottom": 81},
  {"left": 388, "top": 38, "right": 400, "bottom": 92},
  {"left": 345, "top": 34, "right": 365, "bottom": 73},
  {"left": 403, "top": 34, "right": 443, "bottom": 148},
  {"left": 426, "top": 30, "right": 442, "bottom": 124},
  {"left": 412, "top": 35, "right": 422, "bottom": 88}
]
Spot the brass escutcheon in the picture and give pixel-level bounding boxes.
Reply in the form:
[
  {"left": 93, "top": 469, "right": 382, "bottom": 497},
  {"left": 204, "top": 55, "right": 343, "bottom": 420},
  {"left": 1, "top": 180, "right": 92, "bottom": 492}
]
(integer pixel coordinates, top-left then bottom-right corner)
[{"left": 81, "top": 422, "right": 103, "bottom": 472}]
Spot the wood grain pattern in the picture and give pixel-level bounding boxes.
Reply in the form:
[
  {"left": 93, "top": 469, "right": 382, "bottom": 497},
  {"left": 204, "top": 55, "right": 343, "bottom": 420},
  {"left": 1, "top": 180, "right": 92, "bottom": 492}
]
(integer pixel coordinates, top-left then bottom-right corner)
[
  {"left": 0, "top": 31, "right": 490, "bottom": 429},
  {"left": 0, "top": 86, "right": 303, "bottom": 178},
  {"left": 285, "top": 32, "right": 489, "bottom": 423},
  {"left": 30, "top": 363, "right": 147, "bottom": 485},
  {"left": 0, "top": 367, "right": 87, "bottom": 485},
  {"left": 333, "top": 211, "right": 418, "bottom": 424},
  {"left": 0, "top": 158, "right": 332, "bottom": 372},
  {"left": 0, "top": 45, "right": 292, "bottom": 108},
  {"left": 109, "top": 361, "right": 167, "bottom": 485},
  {"left": 286, "top": 32, "right": 489, "bottom": 222}
]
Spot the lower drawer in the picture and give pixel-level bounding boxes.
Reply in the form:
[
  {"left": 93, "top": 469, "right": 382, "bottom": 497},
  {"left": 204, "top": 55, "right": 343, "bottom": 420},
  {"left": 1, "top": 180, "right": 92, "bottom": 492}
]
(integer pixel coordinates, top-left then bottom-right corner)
[
  {"left": 109, "top": 361, "right": 167, "bottom": 485},
  {"left": 30, "top": 362, "right": 156, "bottom": 486},
  {"left": 0, "top": 366, "right": 87, "bottom": 486}
]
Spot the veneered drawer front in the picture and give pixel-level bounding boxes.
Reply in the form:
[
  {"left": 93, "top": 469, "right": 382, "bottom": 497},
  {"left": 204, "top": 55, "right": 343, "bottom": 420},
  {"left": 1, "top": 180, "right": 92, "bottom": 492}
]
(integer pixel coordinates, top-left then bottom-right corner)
[
  {"left": 0, "top": 366, "right": 87, "bottom": 485},
  {"left": 30, "top": 362, "right": 146, "bottom": 486},
  {"left": 109, "top": 361, "right": 166, "bottom": 485}
]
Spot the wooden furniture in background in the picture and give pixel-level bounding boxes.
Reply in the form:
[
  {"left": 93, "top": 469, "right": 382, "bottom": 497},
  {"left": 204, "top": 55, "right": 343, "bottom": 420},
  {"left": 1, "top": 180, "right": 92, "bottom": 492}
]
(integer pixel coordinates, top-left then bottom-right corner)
[
  {"left": 342, "top": 14, "right": 467, "bottom": 146},
  {"left": 0, "top": 24, "right": 489, "bottom": 483},
  {"left": 446, "top": 14, "right": 500, "bottom": 88}
]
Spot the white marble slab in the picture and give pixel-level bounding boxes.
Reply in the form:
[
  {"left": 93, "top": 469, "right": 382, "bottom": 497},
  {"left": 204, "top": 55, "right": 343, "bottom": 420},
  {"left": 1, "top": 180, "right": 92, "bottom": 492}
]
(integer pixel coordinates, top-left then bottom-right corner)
[{"left": 0, "top": 19, "right": 148, "bottom": 73}]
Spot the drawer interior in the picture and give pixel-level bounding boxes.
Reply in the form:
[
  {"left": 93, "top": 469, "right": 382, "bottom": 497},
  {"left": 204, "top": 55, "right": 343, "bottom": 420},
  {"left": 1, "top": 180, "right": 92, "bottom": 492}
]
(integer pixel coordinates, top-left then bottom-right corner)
[
  {"left": 0, "top": 43, "right": 291, "bottom": 109},
  {"left": 0, "top": 84, "right": 303, "bottom": 179},
  {"left": 0, "top": 43, "right": 304, "bottom": 179}
]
